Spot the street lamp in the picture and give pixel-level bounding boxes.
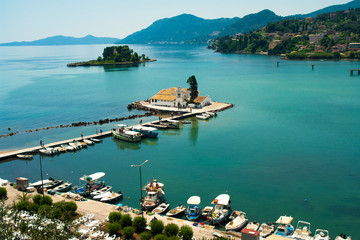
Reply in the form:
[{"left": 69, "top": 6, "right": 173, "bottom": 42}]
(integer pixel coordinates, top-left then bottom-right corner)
[
  {"left": 131, "top": 160, "right": 149, "bottom": 217},
  {"left": 39, "top": 154, "right": 45, "bottom": 201}
]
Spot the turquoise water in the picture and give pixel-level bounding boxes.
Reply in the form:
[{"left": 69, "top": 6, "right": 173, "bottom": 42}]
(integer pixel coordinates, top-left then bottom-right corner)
[{"left": 0, "top": 45, "right": 360, "bottom": 238}]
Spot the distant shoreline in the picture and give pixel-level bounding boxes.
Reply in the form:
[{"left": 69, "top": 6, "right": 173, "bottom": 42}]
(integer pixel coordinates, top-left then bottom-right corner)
[{"left": 67, "top": 59, "right": 156, "bottom": 67}]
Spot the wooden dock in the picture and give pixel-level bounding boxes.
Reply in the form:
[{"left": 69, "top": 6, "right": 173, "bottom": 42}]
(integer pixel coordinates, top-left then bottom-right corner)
[{"left": 0, "top": 102, "right": 233, "bottom": 161}]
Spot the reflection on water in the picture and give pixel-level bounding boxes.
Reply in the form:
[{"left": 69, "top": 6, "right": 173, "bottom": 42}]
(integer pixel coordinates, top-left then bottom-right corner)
[
  {"left": 103, "top": 64, "right": 140, "bottom": 72},
  {"left": 189, "top": 118, "right": 199, "bottom": 145},
  {"left": 141, "top": 138, "right": 158, "bottom": 146},
  {"left": 161, "top": 127, "right": 182, "bottom": 136},
  {"left": 112, "top": 138, "right": 141, "bottom": 150}
]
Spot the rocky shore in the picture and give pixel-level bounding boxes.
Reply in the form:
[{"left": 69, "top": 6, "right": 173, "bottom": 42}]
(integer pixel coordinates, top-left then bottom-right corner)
[{"left": 67, "top": 59, "right": 156, "bottom": 67}]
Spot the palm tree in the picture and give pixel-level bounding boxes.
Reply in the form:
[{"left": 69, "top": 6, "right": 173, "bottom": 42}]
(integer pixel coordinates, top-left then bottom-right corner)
[{"left": 16, "top": 192, "right": 31, "bottom": 202}]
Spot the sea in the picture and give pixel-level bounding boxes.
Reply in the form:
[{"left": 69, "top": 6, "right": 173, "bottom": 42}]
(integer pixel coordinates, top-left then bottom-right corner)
[{"left": 0, "top": 44, "right": 359, "bottom": 238}]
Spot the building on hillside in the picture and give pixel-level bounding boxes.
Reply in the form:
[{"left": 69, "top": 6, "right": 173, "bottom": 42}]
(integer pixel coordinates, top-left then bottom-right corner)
[
  {"left": 349, "top": 43, "right": 360, "bottom": 50},
  {"left": 309, "top": 34, "right": 325, "bottom": 44},
  {"left": 150, "top": 86, "right": 211, "bottom": 109}
]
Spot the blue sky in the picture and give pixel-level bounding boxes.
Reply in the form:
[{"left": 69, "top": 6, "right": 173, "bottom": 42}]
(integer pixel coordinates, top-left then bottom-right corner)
[{"left": 0, "top": 0, "right": 351, "bottom": 43}]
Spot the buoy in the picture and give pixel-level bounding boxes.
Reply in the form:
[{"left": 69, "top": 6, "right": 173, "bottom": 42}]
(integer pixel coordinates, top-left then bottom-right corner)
[{"left": 128, "top": 197, "right": 130, "bottom": 199}]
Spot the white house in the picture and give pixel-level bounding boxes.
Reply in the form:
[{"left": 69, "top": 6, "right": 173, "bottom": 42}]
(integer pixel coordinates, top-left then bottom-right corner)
[{"left": 150, "top": 86, "right": 211, "bottom": 108}]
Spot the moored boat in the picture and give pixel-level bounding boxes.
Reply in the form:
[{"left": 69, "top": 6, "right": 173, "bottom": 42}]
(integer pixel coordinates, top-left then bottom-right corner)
[
  {"left": 53, "top": 182, "right": 72, "bottom": 192},
  {"left": 196, "top": 113, "right": 211, "bottom": 120},
  {"left": 61, "top": 144, "right": 75, "bottom": 151},
  {"left": 161, "top": 119, "right": 179, "bottom": 129},
  {"left": 90, "top": 185, "right": 112, "bottom": 197},
  {"left": 142, "top": 178, "right": 165, "bottom": 210},
  {"left": 76, "top": 172, "right": 105, "bottom": 196},
  {"left": 209, "top": 194, "right": 231, "bottom": 225},
  {"left": 185, "top": 196, "right": 202, "bottom": 221},
  {"left": 112, "top": 124, "right": 142, "bottom": 142},
  {"left": 69, "top": 141, "right": 82, "bottom": 150},
  {"left": 259, "top": 222, "right": 275, "bottom": 239},
  {"left": 152, "top": 203, "right": 170, "bottom": 214},
  {"left": 225, "top": 211, "right": 248, "bottom": 231},
  {"left": 202, "top": 206, "right": 214, "bottom": 218},
  {"left": 93, "top": 190, "right": 112, "bottom": 200},
  {"left": 39, "top": 147, "right": 55, "bottom": 155},
  {"left": 16, "top": 154, "right": 33, "bottom": 160},
  {"left": 83, "top": 139, "right": 94, "bottom": 145},
  {"left": 314, "top": 229, "right": 330, "bottom": 240},
  {"left": 29, "top": 179, "right": 53, "bottom": 188},
  {"left": 100, "top": 191, "right": 122, "bottom": 203},
  {"left": 275, "top": 216, "right": 294, "bottom": 237},
  {"left": 166, "top": 204, "right": 186, "bottom": 217},
  {"left": 244, "top": 221, "right": 260, "bottom": 231},
  {"left": 132, "top": 126, "right": 158, "bottom": 138},
  {"left": 90, "top": 138, "right": 101, "bottom": 143},
  {"left": 291, "top": 220, "right": 312, "bottom": 240},
  {"left": 335, "top": 234, "right": 352, "bottom": 240}
]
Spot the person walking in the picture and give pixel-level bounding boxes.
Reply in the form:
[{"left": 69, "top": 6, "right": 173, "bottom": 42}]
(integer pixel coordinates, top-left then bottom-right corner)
[
  {"left": 81, "top": 132, "right": 83, "bottom": 139},
  {"left": 100, "top": 128, "right": 102, "bottom": 135},
  {"left": 96, "top": 129, "right": 98, "bottom": 135}
]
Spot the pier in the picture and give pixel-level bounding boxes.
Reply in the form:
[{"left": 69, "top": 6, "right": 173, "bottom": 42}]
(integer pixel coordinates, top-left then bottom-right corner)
[
  {"left": 0, "top": 101, "right": 233, "bottom": 160},
  {"left": 350, "top": 69, "right": 360, "bottom": 76}
]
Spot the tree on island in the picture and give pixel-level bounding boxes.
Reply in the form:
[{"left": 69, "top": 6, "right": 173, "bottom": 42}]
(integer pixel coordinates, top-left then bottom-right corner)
[{"left": 187, "top": 75, "right": 198, "bottom": 103}]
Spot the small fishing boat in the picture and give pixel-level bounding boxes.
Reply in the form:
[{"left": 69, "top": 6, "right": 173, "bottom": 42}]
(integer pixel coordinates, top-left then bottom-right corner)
[
  {"left": 259, "top": 222, "right": 275, "bottom": 239},
  {"left": 80, "top": 141, "right": 87, "bottom": 147},
  {"left": 112, "top": 124, "right": 142, "bottom": 142},
  {"left": 185, "top": 196, "right": 202, "bottom": 221},
  {"left": 160, "top": 120, "right": 179, "bottom": 129},
  {"left": 209, "top": 194, "right": 231, "bottom": 225},
  {"left": 313, "top": 229, "right": 330, "bottom": 240},
  {"left": 335, "top": 234, "right": 352, "bottom": 240},
  {"left": 225, "top": 211, "right": 248, "bottom": 231},
  {"left": 205, "top": 112, "right": 216, "bottom": 117},
  {"left": 90, "top": 138, "right": 101, "bottom": 143},
  {"left": 69, "top": 141, "right": 82, "bottom": 149},
  {"left": 181, "top": 120, "right": 191, "bottom": 124},
  {"left": 275, "top": 216, "right": 294, "bottom": 236},
  {"left": 76, "top": 172, "right": 106, "bottom": 196},
  {"left": 90, "top": 186, "right": 112, "bottom": 197},
  {"left": 53, "top": 146, "right": 66, "bottom": 153},
  {"left": 142, "top": 178, "right": 165, "bottom": 210},
  {"left": 196, "top": 113, "right": 211, "bottom": 120},
  {"left": 152, "top": 203, "right": 170, "bottom": 214},
  {"left": 93, "top": 190, "right": 112, "bottom": 200},
  {"left": 61, "top": 144, "right": 75, "bottom": 151},
  {"left": 43, "top": 179, "right": 63, "bottom": 189},
  {"left": 16, "top": 154, "right": 33, "bottom": 160},
  {"left": 29, "top": 179, "right": 53, "bottom": 188},
  {"left": 202, "top": 206, "right": 214, "bottom": 218},
  {"left": 291, "top": 220, "right": 312, "bottom": 240},
  {"left": 245, "top": 221, "right": 260, "bottom": 231},
  {"left": 100, "top": 191, "right": 122, "bottom": 203},
  {"left": 53, "top": 182, "right": 72, "bottom": 192},
  {"left": 83, "top": 139, "right": 94, "bottom": 145},
  {"left": 166, "top": 204, "right": 186, "bottom": 217},
  {"left": 132, "top": 126, "right": 159, "bottom": 138},
  {"left": 39, "top": 147, "right": 55, "bottom": 155}
]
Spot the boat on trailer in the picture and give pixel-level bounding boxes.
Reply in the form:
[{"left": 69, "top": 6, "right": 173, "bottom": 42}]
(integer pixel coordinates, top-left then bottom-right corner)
[{"left": 185, "top": 196, "right": 202, "bottom": 221}]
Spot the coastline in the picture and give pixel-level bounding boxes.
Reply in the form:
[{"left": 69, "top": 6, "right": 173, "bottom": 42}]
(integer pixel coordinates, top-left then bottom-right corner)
[{"left": 67, "top": 59, "right": 156, "bottom": 67}]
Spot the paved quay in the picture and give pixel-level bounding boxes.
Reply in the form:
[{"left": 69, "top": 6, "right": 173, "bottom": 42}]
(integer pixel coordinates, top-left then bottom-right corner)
[
  {"left": 3, "top": 184, "right": 240, "bottom": 240},
  {"left": 0, "top": 101, "right": 233, "bottom": 161}
]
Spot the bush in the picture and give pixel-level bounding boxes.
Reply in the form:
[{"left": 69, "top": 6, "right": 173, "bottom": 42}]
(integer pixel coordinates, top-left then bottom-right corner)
[
  {"left": 151, "top": 220, "right": 164, "bottom": 236},
  {"left": 107, "top": 222, "right": 121, "bottom": 235},
  {"left": 165, "top": 223, "right": 179, "bottom": 237},
  {"left": 120, "top": 214, "right": 132, "bottom": 228},
  {"left": 38, "top": 204, "right": 52, "bottom": 216},
  {"left": 180, "top": 225, "right": 193, "bottom": 240},
  {"left": 140, "top": 231, "right": 152, "bottom": 240},
  {"left": 133, "top": 216, "right": 147, "bottom": 233},
  {"left": 32, "top": 194, "right": 42, "bottom": 205},
  {"left": 40, "top": 195, "right": 53, "bottom": 206},
  {"left": 154, "top": 234, "right": 168, "bottom": 240},
  {"left": 123, "top": 226, "right": 135, "bottom": 239},
  {"left": 109, "top": 211, "right": 122, "bottom": 223},
  {"left": 168, "top": 236, "right": 180, "bottom": 240},
  {"left": 63, "top": 201, "right": 77, "bottom": 213},
  {"left": 15, "top": 200, "right": 31, "bottom": 211},
  {"left": 27, "top": 203, "right": 39, "bottom": 212},
  {"left": 0, "top": 187, "right": 7, "bottom": 200}
]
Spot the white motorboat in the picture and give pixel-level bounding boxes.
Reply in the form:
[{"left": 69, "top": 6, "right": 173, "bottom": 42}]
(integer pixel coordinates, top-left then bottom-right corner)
[
  {"left": 77, "top": 172, "right": 105, "bottom": 196},
  {"left": 90, "top": 138, "right": 101, "bottom": 143},
  {"left": 39, "top": 147, "right": 55, "bottom": 155},
  {"left": 53, "top": 146, "right": 66, "bottom": 153},
  {"left": 69, "top": 141, "right": 82, "bottom": 149},
  {"left": 275, "top": 216, "right": 294, "bottom": 237},
  {"left": 185, "top": 196, "right": 202, "bottom": 221},
  {"left": 16, "top": 154, "right": 33, "bottom": 160},
  {"left": 259, "top": 222, "right": 275, "bottom": 239},
  {"left": 142, "top": 178, "right": 165, "bottom": 210},
  {"left": 209, "top": 194, "right": 231, "bottom": 225},
  {"left": 83, "top": 139, "right": 94, "bottom": 145},
  {"left": 53, "top": 182, "right": 72, "bottom": 192},
  {"left": 132, "top": 126, "right": 158, "bottom": 138},
  {"left": 30, "top": 179, "right": 53, "bottom": 188},
  {"left": 196, "top": 113, "right": 211, "bottom": 120},
  {"left": 314, "top": 229, "right": 330, "bottom": 240},
  {"left": 166, "top": 204, "right": 186, "bottom": 217},
  {"left": 152, "top": 203, "right": 170, "bottom": 214},
  {"left": 100, "top": 191, "right": 122, "bottom": 203},
  {"left": 225, "top": 211, "right": 248, "bottom": 231},
  {"left": 61, "top": 144, "right": 75, "bottom": 151},
  {"left": 205, "top": 111, "right": 216, "bottom": 117},
  {"left": 202, "top": 206, "right": 214, "bottom": 218},
  {"left": 93, "top": 191, "right": 112, "bottom": 200},
  {"left": 91, "top": 186, "right": 112, "bottom": 197},
  {"left": 335, "top": 234, "right": 352, "bottom": 240},
  {"left": 292, "top": 220, "right": 312, "bottom": 240},
  {"left": 245, "top": 221, "right": 260, "bottom": 231}
]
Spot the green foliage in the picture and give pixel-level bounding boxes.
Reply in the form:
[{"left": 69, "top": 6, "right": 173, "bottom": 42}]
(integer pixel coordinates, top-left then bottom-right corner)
[
  {"left": 0, "top": 187, "right": 6, "bottom": 200},
  {"left": 123, "top": 226, "right": 135, "bottom": 239},
  {"left": 140, "top": 231, "right": 153, "bottom": 240},
  {"left": 102, "top": 46, "right": 140, "bottom": 63},
  {"left": 133, "top": 216, "right": 147, "bottom": 233},
  {"left": 40, "top": 195, "right": 53, "bottom": 206},
  {"left": 51, "top": 201, "right": 78, "bottom": 220},
  {"left": 186, "top": 75, "right": 198, "bottom": 103},
  {"left": 107, "top": 222, "right": 121, "bottom": 235},
  {"left": 38, "top": 204, "right": 52, "bottom": 216},
  {"left": 154, "top": 234, "right": 168, "bottom": 240},
  {"left": 15, "top": 200, "right": 31, "bottom": 211},
  {"left": 109, "top": 211, "right": 122, "bottom": 223},
  {"left": 165, "top": 223, "right": 179, "bottom": 237},
  {"left": 151, "top": 220, "right": 164, "bottom": 236},
  {"left": 120, "top": 213, "right": 132, "bottom": 228},
  {"left": 180, "top": 225, "right": 193, "bottom": 240},
  {"left": 16, "top": 192, "right": 31, "bottom": 202},
  {"left": 32, "top": 194, "right": 42, "bottom": 205},
  {"left": 27, "top": 203, "right": 40, "bottom": 212}
]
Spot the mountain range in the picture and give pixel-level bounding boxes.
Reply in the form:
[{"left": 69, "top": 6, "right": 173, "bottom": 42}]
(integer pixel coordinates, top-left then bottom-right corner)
[{"left": 1, "top": 0, "right": 359, "bottom": 46}]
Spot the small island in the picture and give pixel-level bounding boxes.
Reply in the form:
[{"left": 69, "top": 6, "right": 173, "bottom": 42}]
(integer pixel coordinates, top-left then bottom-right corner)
[{"left": 67, "top": 45, "right": 156, "bottom": 67}]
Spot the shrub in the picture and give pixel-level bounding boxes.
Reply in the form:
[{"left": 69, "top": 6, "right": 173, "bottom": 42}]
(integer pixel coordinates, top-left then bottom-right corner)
[
  {"left": 109, "top": 211, "right": 122, "bottom": 223},
  {"left": 165, "top": 223, "right": 179, "bottom": 237},
  {"left": 120, "top": 213, "right": 132, "bottom": 228},
  {"left": 123, "top": 226, "right": 135, "bottom": 239},
  {"left": 63, "top": 201, "right": 77, "bottom": 213},
  {"left": 107, "top": 222, "right": 121, "bottom": 235},
  {"left": 39, "top": 195, "right": 53, "bottom": 206},
  {"left": 180, "top": 225, "right": 193, "bottom": 240},
  {"left": 38, "top": 204, "right": 51, "bottom": 216},
  {"left": 15, "top": 200, "right": 31, "bottom": 211},
  {"left": 154, "top": 234, "right": 168, "bottom": 240},
  {"left": 151, "top": 220, "right": 164, "bottom": 236},
  {"left": 27, "top": 203, "right": 39, "bottom": 212},
  {"left": 32, "top": 194, "right": 42, "bottom": 205},
  {"left": 133, "top": 216, "right": 147, "bottom": 233},
  {"left": 0, "top": 187, "right": 7, "bottom": 199},
  {"left": 168, "top": 236, "right": 180, "bottom": 240},
  {"left": 140, "top": 231, "right": 152, "bottom": 240}
]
